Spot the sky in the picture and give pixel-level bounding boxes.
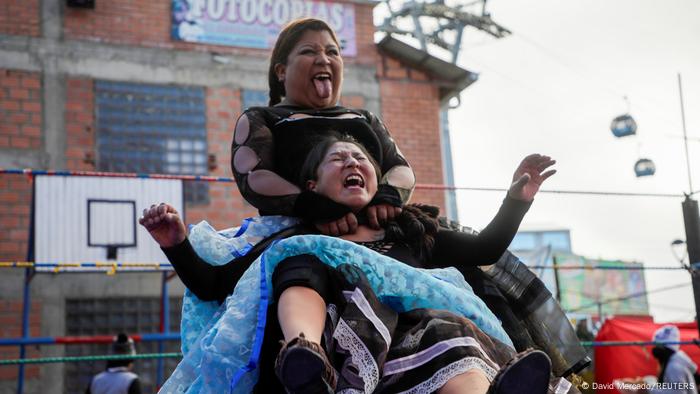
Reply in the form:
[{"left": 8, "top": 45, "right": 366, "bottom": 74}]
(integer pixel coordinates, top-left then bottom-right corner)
[{"left": 432, "top": 0, "right": 700, "bottom": 322}]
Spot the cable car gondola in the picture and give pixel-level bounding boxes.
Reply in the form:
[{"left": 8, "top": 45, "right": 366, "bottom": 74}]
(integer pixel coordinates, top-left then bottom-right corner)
[
  {"left": 610, "top": 114, "right": 637, "bottom": 137},
  {"left": 634, "top": 158, "right": 655, "bottom": 177}
]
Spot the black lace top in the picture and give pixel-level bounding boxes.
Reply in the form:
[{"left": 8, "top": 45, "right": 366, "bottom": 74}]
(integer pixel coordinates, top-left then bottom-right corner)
[{"left": 231, "top": 105, "right": 415, "bottom": 219}]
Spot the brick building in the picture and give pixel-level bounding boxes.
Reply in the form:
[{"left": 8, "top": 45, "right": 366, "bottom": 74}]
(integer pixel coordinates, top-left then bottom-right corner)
[{"left": 0, "top": 0, "right": 475, "bottom": 392}]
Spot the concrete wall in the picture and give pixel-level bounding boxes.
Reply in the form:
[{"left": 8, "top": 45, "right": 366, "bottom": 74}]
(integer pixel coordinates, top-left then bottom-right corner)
[{"left": 0, "top": 0, "right": 448, "bottom": 391}]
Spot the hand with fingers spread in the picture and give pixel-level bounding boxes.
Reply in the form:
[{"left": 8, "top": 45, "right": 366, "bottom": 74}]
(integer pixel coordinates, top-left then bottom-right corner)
[
  {"left": 138, "top": 203, "right": 187, "bottom": 248},
  {"left": 508, "top": 154, "right": 557, "bottom": 202}
]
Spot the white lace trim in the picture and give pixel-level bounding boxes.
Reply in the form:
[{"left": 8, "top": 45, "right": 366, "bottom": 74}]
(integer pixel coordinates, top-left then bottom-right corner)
[
  {"left": 337, "top": 389, "right": 364, "bottom": 394},
  {"left": 397, "top": 318, "right": 455, "bottom": 350},
  {"left": 396, "top": 357, "right": 498, "bottom": 394},
  {"left": 333, "top": 318, "right": 379, "bottom": 393},
  {"left": 385, "top": 336, "right": 496, "bottom": 376},
  {"left": 327, "top": 303, "right": 339, "bottom": 328},
  {"left": 348, "top": 288, "right": 391, "bottom": 348},
  {"left": 398, "top": 329, "right": 422, "bottom": 351},
  {"left": 325, "top": 303, "right": 340, "bottom": 351}
]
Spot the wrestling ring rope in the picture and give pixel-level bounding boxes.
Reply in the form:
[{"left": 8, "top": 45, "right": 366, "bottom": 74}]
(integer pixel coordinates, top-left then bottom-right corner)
[{"left": 0, "top": 168, "right": 697, "bottom": 392}]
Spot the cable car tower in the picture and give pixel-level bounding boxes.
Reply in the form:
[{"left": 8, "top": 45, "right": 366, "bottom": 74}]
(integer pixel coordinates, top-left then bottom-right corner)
[
  {"left": 376, "top": 0, "right": 510, "bottom": 220},
  {"left": 377, "top": 0, "right": 511, "bottom": 65}
]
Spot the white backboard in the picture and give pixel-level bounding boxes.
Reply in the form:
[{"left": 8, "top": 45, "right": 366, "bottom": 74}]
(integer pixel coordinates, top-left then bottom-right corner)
[{"left": 34, "top": 176, "right": 183, "bottom": 263}]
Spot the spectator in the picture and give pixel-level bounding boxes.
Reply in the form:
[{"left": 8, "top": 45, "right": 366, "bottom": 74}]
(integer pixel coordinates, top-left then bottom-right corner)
[
  {"left": 85, "top": 333, "right": 142, "bottom": 394},
  {"left": 617, "top": 325, "right": 698, "bottom": 394}
]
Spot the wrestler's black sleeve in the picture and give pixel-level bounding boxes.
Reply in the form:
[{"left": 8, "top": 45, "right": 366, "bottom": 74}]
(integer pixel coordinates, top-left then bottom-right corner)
[
  {"left": 429, "top": 196, "right": 531, "bottom": 268},
  {"left": 231, "top": 108, "right": 353, "bottom": 220},
  {"left": 231, "top": 108, "right": 298, "bottom": 216},
  {"left": 162, "top": 239, "right": 242, "bottom": 303}
]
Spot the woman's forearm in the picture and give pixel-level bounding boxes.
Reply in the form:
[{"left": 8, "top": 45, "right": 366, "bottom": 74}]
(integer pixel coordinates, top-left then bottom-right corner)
[
  {"left": 162, "top": 238, "right": 244, "bottom": 303},
  {"left": 430, "top": 196, "right": 531, "bottom": 268}
]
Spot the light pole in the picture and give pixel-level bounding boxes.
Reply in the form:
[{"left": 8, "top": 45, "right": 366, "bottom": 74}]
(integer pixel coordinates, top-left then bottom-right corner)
[
  {"left": 677, "top": 73, "right": 700, "bottom": 336},
  {"left": 681, "top": 198, "right": 700, "bottom": 335}
]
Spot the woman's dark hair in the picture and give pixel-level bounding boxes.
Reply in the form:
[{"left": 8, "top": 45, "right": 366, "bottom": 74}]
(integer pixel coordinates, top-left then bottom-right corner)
[
  {"left": 384, "top": 204, "right": 440, "bottom": 262},
  {"left": 106, "top": 333, "right": 135, "bottom": 368},
  {"left": 268, "top": 18, "right": 341, "bottom": 106},
  {"left": 299, "top": 134, "right": 440, "bottom": 262}
]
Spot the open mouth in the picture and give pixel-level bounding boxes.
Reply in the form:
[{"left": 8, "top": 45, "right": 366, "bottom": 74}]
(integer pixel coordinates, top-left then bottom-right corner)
[
  {"left": 343, "top": 174, "right": 365, "bottom": 188},
  {"left": 312, "top": 72, "right": 332, "bottom": 98}
]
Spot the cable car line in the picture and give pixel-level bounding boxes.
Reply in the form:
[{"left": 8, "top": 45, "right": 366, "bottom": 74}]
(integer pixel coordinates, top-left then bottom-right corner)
[{"left": 510, "top": 31, "right": 686, "bottom": 130}]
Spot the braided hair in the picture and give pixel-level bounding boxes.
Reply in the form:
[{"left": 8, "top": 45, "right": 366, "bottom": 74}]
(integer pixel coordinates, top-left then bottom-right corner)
[
  {"left": 384, "top": 203, "right": 440, "bottom": 262},
  {"left": 268, "top": 18, "right": 341, "bottom": 106},
  {"left": 299, "top": 134, "right": 441, "bottom": 262}
]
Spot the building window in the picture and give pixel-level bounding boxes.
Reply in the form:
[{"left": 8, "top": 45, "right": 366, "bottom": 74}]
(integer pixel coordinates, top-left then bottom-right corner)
[
  {"left": 95, "top": 81, "right": 208, "bottom": 204},
  {"left": 63, "top": 297, "right": 182, "bottom": 394}
]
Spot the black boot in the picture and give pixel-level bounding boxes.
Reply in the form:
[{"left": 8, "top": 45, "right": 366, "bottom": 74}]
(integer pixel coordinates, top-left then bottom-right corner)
[
  {"left": 488, "top": 350, "right": 552, "bottom": 394},
  {"left": 274, "top": 333, "right": 337, "bottom": 394}
]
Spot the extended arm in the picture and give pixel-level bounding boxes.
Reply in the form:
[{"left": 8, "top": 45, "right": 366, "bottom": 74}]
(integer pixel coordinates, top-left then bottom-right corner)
[
  {"left": 430, "top": 196, "right": 531, "bottom": 268},
  {"left": 162, "top": 239, "right": 244, "bottom": 303},
  {"left": 429, "top": 154, "right": 556, "bottom": 268},
  {"left": 139, "top": 203, "right": 242, "bottom": 303}
]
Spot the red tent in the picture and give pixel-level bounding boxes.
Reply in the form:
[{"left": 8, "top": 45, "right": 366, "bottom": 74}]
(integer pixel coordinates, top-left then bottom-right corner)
[{"left": 594, "top": 317, "right": 700, "bottom": 393}]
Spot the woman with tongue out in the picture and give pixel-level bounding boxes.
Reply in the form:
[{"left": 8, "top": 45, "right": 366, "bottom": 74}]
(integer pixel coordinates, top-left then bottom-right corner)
[{"left": 231, "top": 18, "right": 415, "bottom": 234}]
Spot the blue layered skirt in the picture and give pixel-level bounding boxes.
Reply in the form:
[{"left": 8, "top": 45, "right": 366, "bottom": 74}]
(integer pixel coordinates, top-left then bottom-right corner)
[{"left": 159, "top": 217, "right": 515, "bottom": 393}]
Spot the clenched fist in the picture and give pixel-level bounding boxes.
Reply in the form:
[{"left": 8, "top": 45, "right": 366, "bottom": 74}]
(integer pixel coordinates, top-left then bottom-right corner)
[{"left": 138, "top": 203, "right": 186, "bottom": 248}]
